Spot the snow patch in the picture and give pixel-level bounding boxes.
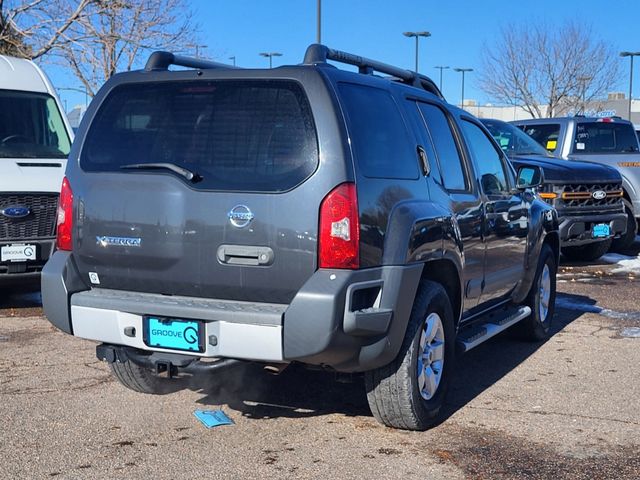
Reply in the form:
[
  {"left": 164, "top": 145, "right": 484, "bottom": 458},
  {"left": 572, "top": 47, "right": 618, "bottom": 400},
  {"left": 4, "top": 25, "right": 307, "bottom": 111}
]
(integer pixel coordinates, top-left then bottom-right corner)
[
  {"left": 611, "top": 256, "right": 640, "bottom": 274},
  {"left": 621, "top": 327, "right": 640, "bottom": 338},
  {"left": 555, "top": 295, "right": 640, "bottom": 321},
  {"left": 600, "top": 253, "right": 635, "bottom": 264},
  {"left": 600, "top": 252, "right": 640, "bottom": 274}
]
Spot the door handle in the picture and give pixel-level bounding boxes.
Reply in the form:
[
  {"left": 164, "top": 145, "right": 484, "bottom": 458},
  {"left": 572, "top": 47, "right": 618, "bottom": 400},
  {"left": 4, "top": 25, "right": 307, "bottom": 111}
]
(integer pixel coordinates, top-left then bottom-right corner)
[
  {"left": 217, "top": 245, "right": 274, "bottom": 266},
  {"left": 417, "top": 145, "right": 430, "bottom": 176}
]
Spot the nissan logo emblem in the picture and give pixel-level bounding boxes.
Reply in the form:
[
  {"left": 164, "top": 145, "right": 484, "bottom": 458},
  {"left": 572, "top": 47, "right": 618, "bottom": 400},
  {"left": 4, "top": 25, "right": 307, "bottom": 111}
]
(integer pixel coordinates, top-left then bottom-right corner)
[{"left": 228, "top": 205, "right": 254, "bottom": 228}]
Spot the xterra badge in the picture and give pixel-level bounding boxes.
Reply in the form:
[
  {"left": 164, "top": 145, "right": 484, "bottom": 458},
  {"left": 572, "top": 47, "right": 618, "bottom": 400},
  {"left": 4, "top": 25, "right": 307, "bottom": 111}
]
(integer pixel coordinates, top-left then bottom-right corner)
[{"left": 96, "top": 236, "right": 142, "bottom": 247}]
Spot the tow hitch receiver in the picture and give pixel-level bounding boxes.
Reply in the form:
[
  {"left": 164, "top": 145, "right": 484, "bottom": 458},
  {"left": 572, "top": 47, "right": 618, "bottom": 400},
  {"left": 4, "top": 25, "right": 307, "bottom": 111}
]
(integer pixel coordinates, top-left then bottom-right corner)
[{"left": 96, "top": 344, "right": 244, "bottom": 376}]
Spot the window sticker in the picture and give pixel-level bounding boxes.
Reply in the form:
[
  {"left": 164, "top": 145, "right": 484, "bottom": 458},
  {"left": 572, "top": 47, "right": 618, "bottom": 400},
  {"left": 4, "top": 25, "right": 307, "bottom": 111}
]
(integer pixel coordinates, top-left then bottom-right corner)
[
  {"left": 546, "top": 140, "right": 557, "bottom": 150},
  {"left": 576, "top": 142, "right": 585, "bottom": 150}
]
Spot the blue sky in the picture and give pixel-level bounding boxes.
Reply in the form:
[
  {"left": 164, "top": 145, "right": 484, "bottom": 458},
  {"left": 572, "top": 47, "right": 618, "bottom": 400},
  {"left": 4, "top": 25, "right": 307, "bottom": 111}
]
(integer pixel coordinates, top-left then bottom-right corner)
[{"left": 50, "top": 0, "right": 640, "bottom": 111}]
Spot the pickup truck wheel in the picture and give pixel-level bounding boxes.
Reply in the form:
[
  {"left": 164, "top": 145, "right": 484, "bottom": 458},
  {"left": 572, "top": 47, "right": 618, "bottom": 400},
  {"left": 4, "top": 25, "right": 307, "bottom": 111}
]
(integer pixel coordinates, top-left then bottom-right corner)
[
  {"left": 519, "top": 244, "right": 556, "bottom": 341},
  {"left": 110, "top": 359, "right": 178, "bottom": 395},
  {"left": 610, "top": 200, "right": 637, "bottom": 252},
  {"left": 364, "top": 280, "right": 455, "bottom": 431},
  {"left": 561, "top": 238, "right": 612, "bottom": 262}
]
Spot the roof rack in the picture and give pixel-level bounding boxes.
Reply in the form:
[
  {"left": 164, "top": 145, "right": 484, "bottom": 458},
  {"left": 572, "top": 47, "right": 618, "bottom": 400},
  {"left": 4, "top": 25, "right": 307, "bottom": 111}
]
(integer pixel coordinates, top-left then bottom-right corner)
[
  {"left": 144, "top": 51, "right": 237, "bottom": 71},
  {"left": 303, "top": 44, "right": 444, "bottom": 99}
]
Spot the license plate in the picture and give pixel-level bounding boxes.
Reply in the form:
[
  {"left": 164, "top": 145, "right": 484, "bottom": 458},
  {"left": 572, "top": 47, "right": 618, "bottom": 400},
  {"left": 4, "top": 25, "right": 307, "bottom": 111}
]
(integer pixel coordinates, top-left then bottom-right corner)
[
  {"left": 1, "top": 244, "right": 36, "bottom": 262},
  {"left": 143, "top": 317, "right": 204, "bottom": 353},
  {"left": 592, "top": 223, "right": 611, "bottom": 238}
]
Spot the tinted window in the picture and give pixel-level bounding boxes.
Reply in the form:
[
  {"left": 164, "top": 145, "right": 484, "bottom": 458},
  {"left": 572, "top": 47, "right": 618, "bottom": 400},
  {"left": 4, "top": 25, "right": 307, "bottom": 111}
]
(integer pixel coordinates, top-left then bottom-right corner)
[
  {"left": 520, "top": 123, "right": 561, "bottom": 152},
  {"left": 461, "top": 120, "right": 509, "bottom": 195},
  {"left": 339, "top": 83, "right": 418, "bottom": 179},
  {"left": 481, "top": 119, "right": 550, "bottom": 157},
  {"left": 81, "top": 80, "right": 318, "bottom": 192},
  {"left": 418, "top": 103, "right": 467, "bottom": 191},
  {"left": 0, "top": 90, "right": 71, "bottom": 159},
  {"left": 573, "top": 122, "right": 639, "bottom": 154}
]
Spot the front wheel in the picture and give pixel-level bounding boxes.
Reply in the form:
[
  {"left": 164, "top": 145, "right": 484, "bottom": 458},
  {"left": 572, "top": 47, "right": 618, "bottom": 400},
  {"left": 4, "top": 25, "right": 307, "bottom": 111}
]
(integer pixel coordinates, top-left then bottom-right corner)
[
  {"left": 364, "top": 280, "right": 455, "bottom": 431},
  {"left": 610, "top": 199, "right": 637, "bottom": 252}
]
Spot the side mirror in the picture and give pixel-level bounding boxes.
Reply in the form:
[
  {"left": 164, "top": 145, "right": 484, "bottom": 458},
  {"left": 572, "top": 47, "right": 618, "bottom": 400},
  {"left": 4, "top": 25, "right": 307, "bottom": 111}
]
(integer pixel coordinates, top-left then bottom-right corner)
[{"left": 516, "top": 165, "right": 543, "bottom": 189}]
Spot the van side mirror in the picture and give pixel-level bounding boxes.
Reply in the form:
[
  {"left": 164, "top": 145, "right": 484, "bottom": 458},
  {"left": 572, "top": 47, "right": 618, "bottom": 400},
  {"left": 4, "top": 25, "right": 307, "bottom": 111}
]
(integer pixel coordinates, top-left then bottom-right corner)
[{"left": 516, "top": 165, "right": 543, "bottom": 189}]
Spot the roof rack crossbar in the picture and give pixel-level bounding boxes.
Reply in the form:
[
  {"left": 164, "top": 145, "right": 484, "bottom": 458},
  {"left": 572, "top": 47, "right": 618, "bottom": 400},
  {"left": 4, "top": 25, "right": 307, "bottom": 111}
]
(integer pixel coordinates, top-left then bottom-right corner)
[
  {"left": 303, "top": 44, "right": 444, "bottom": 99},
  {"left": 144, "top": 51, "right": 237, "bottom": 71}
]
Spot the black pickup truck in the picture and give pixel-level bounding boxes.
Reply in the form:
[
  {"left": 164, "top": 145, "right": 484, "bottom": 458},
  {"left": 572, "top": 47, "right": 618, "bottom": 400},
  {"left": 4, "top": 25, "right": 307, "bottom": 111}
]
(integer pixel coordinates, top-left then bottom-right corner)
[
  {"left": 42, "top": 45, "right": 559, "bottom": 431},
  {"left": 481, "top": 119, "right": 626, "bottom": 261}
]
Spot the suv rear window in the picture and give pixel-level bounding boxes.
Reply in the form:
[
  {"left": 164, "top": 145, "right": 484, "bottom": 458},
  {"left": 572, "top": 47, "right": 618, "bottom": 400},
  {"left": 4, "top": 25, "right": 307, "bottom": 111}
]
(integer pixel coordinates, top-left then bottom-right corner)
[
  {"left": 520, "top": 123, "right": 561, "bottom": 152},
  {"left": 0, "top": 90, "right": 71, "bottom": 159},
  {"left": 573, "top": 122, "right": 639, "bottom": 154},
  {"left": 81, "top": 80, "right": 318, "bottom": 192}
]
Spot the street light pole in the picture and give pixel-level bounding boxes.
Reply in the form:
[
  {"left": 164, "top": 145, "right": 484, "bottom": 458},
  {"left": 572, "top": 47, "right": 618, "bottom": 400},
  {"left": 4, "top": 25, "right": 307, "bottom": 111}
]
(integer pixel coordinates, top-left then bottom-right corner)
[
  {"left": 259, "top": 52, "right": 283, "bottom": 68},
  {"left": 453, "top": 68, "right": 473, "bottom": 109},
  {"left": 187, "top": 43, "right": 208, "bottom": 58},
  {"left": 620, "top": 51, "right": 640, "bottom": 121},
  {"left": 434, "top": 65, "right": 449, "bottom": 91},
  {"left": 577, "top": 76, "right": 592, "bottom": 114},
  {"left": 229, "top": 56, "right": 236, "bottom": 66},
  {"left": 317, "top": 0, "right": 321, "bottom": 44},
  {"left": 403, "top": 31, "right": 431, "bottom": 72}
]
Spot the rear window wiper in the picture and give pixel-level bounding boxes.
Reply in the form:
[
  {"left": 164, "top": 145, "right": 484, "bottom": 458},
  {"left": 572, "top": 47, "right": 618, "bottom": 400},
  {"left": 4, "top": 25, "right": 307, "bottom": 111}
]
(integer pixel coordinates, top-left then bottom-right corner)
[{"left": 120, "top": 162, "right": 202, "bottom": 183}]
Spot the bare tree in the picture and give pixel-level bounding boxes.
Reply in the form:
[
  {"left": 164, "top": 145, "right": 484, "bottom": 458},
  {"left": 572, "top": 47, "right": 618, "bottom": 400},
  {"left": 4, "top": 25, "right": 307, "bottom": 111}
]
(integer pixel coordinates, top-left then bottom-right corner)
[
  {"left": 55, "top": 0, "right": 198, "bottom": 97},
  {"left": 0, "top": 0, "right": 93, "bottom": 58},
  {"left": 479, "top": 22, "right": 621, "bottom": 118}
]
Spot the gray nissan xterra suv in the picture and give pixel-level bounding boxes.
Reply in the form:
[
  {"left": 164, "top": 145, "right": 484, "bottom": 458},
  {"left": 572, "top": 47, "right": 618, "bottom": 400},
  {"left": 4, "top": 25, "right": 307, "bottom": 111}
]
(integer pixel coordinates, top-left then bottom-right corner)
[{"left": 42, "top": 45, "right": 559, "bottom": 431}]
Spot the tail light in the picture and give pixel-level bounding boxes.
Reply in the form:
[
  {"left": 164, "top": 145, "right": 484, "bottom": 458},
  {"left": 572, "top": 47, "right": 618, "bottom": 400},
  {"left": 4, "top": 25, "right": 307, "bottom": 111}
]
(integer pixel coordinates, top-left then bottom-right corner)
[
  {"left": 319, "top": 182, "right": 359, "bottom": 269},
  {"left": 56, "top": 177, "right": 73, "bottom": 251}
]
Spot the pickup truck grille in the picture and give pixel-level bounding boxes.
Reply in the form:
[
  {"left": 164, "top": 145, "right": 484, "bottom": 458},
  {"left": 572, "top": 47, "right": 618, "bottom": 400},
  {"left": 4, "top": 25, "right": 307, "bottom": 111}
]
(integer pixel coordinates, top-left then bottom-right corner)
[
  {"left": 0, "top": 194, "right": 59, "bottom": 240},
  {"left": 556, "top": 183, "right": 623, "bottom": 209}
]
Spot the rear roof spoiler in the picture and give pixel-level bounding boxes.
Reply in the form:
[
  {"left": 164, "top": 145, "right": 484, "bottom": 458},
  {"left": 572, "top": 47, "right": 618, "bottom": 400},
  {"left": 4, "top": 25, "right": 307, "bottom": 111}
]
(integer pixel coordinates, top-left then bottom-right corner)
[{"left": 303, "top": 43, "right": 444, "bottom": 99}]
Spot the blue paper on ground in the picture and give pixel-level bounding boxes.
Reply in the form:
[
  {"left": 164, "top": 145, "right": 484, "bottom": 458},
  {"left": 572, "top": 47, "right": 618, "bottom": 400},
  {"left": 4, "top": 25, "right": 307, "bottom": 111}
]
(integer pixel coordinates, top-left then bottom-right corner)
[{"left": 193, "top": 409, "right": 234, "bottom": 428}]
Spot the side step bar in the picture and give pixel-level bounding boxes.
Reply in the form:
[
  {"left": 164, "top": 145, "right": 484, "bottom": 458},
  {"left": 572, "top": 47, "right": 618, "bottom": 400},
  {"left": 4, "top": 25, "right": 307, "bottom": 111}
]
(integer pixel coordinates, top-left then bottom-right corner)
[{"left": 456, "top": 306, "right": 532, "bottom": 354}]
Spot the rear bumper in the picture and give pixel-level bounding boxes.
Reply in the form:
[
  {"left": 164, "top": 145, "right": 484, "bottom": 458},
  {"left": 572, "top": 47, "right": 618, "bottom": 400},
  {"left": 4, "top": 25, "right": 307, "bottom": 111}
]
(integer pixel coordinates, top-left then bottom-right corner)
[
  {"left": 557, "top": 212, "right": 627, "bottom": 246},
  {"left": 41, "top": 251, "right": 423, "bottom": 372}
]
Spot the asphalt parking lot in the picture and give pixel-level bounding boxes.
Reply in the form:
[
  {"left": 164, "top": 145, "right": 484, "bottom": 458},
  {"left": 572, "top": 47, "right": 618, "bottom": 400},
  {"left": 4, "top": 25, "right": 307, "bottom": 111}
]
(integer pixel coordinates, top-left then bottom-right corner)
[{"left": 1, "top": 246, "right": 639, "bottom": 479}]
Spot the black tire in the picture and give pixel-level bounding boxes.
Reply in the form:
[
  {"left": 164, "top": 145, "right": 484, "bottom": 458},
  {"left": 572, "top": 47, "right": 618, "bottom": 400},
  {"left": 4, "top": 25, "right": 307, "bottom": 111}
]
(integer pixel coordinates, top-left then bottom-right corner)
[
  {"left": 518, "top": 244, "right": 557, "bottom": 341},
  {"left": 110, "top": 359, "right": 179, "bottom": 395},
  {"left": 561, "top": 238, "right": 612, "bottom": 262},
  {"left": 610, "top": 199, "right": 637, "bottom": 253},
  {"left": 364, "top": 280, "right": 455, "bottom": 431}
]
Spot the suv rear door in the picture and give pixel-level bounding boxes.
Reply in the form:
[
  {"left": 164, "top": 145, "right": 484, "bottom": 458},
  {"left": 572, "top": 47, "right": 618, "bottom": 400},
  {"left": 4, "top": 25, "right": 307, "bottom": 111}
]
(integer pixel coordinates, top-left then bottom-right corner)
[{"left": 72, "top": 79, "right": 322, "bottom": 304}]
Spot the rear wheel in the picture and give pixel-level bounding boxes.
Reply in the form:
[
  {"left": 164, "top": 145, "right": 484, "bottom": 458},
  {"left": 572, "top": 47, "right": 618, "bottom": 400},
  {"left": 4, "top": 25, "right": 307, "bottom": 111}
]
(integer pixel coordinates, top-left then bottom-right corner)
[
  {"left": 110, "top": 359, "right": 179, "bottom": 395},
  {"left": 364, "top": 280, "right": 455, "bottom": 431},
  {"left": 518, "top": 244, "right": 556, "bottom": 341},
  {"left": 561, "top": 238, "right": 612, "bottom": 262},
  {"left": 610, "top": 199, "right": 637, "bottom": 252}
]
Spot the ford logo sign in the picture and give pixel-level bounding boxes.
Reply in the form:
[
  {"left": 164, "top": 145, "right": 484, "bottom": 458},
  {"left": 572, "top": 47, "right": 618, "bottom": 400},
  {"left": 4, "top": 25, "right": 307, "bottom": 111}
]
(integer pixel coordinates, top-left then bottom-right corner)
[
  {"left": 592, "top": 190, "right": 607, "bottom": 200},
  {"left": 1, "top": 206, "right": 30, "bottom": 218},
  {"left": 228, "top": 205, "right": 254, "bottom": 228}
]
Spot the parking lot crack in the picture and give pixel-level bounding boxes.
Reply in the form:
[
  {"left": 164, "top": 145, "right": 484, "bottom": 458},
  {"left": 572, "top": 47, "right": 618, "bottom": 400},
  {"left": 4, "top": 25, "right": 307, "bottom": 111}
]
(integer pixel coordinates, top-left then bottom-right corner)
[{"left": 460, "top": 404, "right": 640, "bottom": 427}]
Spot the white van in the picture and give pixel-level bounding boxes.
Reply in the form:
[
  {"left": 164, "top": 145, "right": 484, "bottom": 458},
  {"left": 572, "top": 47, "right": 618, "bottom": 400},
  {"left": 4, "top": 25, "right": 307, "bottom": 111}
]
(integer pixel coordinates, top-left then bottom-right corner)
[{"left": 0, "top": 55, "right": 73, "bottom": 285}]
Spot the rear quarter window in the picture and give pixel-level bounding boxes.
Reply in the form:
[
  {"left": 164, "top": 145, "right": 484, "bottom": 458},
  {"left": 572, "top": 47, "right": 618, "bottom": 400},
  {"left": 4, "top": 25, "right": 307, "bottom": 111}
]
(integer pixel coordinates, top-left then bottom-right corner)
[
  {"left": 338, "top": 83, "right": 418, "bottom": 180},
  {"left": 80, "top": 80, "right": 319, "bottom": 192},
  {"left": 520, "top": 123, "right": 561, "bottom": 153}
]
